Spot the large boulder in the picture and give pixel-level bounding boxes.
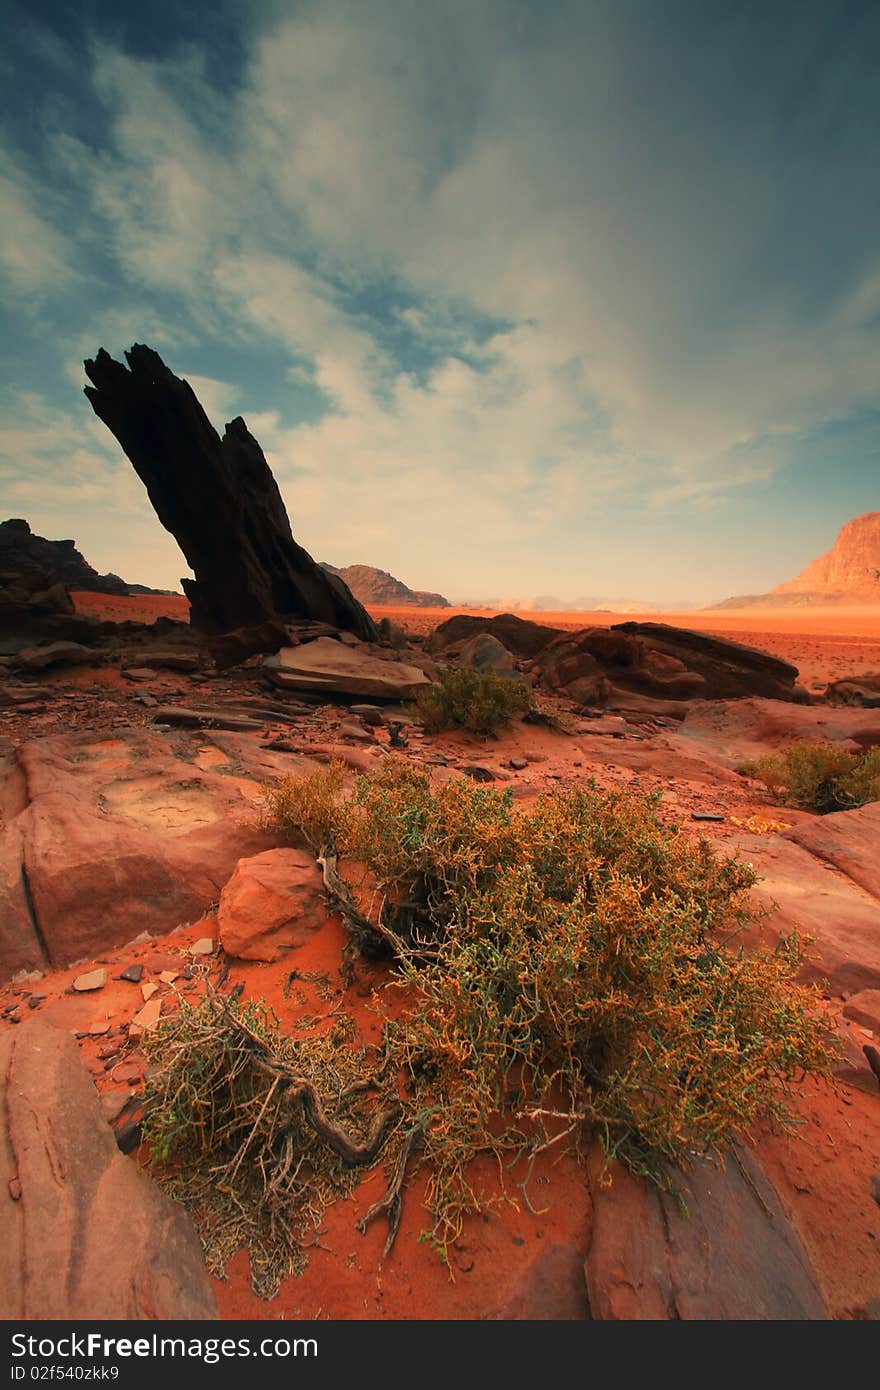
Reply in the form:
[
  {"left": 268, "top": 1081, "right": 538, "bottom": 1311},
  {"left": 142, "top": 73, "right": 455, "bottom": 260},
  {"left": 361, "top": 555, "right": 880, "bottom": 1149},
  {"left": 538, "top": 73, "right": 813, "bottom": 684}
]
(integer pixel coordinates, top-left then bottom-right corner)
[
  {"left": 537, "top": 624, "right": 802, "bottom": 709},
  {"left": 83, "top": 345, "right": 377, "bottom": 644},
  {"left": 0, "top": 729, "right": 320, "bottom": 979},
  {"left": 264, "top": 637, "right": 432, "bottom": 699},
  {"left": 427, "top": 612, "right": 564, "bottom": 659},
  {"left": 218, "top": 848, "right": 329, "bottom": 961},
  {"left": 585, "top": 1146, "right": 825, "bottom": 1320},
  {"left": 0, "top": 1020, "right": 217, "bottom": 1318}
]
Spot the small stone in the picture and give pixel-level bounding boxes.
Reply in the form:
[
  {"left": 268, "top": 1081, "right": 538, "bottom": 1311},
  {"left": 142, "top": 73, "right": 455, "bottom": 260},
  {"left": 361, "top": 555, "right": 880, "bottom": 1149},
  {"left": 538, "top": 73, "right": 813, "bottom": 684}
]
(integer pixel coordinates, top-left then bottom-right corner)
[
  {"left": 8, "top": 1177, "right": 22, "bottom": 1201},
  {"left": 119, "top": 964, "right": 144, "bottom": 984},
  {"left": 158, "top": 970, "right": 179, "bottom": 984},
  {"left": 509, "top": 757, "right": 528, "bottom": 771},
  {"left": 129, "top": 998, "right": 162, "bottom": 1038},
  {"left": 86, "top": 1019, "right": 111, "bottom": 1036},
  {"left": 72, "top": 968, "right": 107, "bottom": 993},
  {"left": 351, "top": 704, "right": 384, "bottom": 726},
  {"left": 141, "top": 982, "right": 159, "bottom": 1002},
  {"left": 189, "top": 937, "right": 216, "bottom": 956},
  {"left": 462, "top": 764, "right": 495, "bottom": 783},
  {"left": 26, "top": 994, "right": 46, "bottom": 1010},
  {"left": 339, "top": 721, "right": 372, "bottom": 741},
  {"left": 122, "top": 668, "right": 157, "bottom": 682}
]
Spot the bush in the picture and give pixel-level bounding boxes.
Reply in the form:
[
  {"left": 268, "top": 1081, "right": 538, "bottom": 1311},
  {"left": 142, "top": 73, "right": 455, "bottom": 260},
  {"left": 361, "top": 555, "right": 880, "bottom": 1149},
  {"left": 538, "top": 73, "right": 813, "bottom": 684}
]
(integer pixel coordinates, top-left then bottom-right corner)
[
  {"left": 745, "top": 742, "right": 880, "bottom": 813},
  {"left": 265, "top": 762, "right": 834, "bottom": 1256},
  {"left": 415, "top": 665, "right": 532, "bottom": 735}
]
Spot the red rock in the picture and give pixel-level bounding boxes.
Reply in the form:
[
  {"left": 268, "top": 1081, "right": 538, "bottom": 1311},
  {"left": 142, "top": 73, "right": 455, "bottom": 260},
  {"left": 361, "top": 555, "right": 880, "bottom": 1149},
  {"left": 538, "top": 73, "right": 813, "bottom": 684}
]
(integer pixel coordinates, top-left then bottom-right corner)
[
  {"left": 218, "top": 848, "right": 329, "bottom": 962},
  {"left": 488, "top": 1242, "right": 591, "bottom": 1319},
  {"left": 0, "top": 1020, "right": 216, "bottom": 1318},
  {"left": 843, "top": 990, "right": 880, "bottom": 1035},
  {"left": 585, "top": 1146, "right": 825, "bottom": 1319},
  {"left": 784, "top": 803, "right": 880, "bottom": 903}
]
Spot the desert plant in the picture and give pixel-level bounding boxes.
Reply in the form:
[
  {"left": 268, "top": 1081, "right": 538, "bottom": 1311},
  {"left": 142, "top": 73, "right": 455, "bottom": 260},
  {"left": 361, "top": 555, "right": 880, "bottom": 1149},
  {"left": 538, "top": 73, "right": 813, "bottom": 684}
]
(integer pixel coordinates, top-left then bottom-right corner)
[
  {"left": 745, "top": 742, "right": 880, "bottom": 813},
  {"left": 262, "top": 762, "right": 834, "bottom": 1257},
  {"left": 415, "top": 665, "right": 532, "bottom": 735}
]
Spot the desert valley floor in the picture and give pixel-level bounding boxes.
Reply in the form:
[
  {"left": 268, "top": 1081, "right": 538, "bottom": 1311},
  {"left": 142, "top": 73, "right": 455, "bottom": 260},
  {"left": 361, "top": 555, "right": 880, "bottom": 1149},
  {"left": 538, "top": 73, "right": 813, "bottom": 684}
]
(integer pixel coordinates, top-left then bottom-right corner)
[{"left": 2, "top": 593, "right": 879, "bottom": 1320}]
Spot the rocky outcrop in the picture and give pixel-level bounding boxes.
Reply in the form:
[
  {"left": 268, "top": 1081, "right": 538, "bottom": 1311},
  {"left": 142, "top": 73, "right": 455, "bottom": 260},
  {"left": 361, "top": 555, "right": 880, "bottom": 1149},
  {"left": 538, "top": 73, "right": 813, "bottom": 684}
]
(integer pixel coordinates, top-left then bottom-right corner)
[
  {"left": 773, "top": 513, "right": 880, "bottom": 601},
  {"left": 264, "top": 636, "right": 433, "bottom": 699},
  {"left": 0, "top": 518, "right": 128, "bottom": 597},
  {"left": 83, "top": 345, "right": 377, "bottom": 643},
  {"left": 712, "top": 512, "right": 880, "bottom": 607},
  {"left": 0, "top": 1019, "right": 217, "bottom": 1318},
  {"left": 824, "top": 674, "right": 880, "bottom": 708},
  {"left": 427, "top": 612, "right": 564, "bottom": 659},
  {"left": 322, "top": 562, "right": 449, "bottom": 608},
  {"left": 536, "top": 622, "right": 802, "bottom": 709},
  {"left": 0, "top": 728, "right": 316, "bottom": 979},
  {"left": 585, "top": 1147, "right": 825, "bottom": 1319}
]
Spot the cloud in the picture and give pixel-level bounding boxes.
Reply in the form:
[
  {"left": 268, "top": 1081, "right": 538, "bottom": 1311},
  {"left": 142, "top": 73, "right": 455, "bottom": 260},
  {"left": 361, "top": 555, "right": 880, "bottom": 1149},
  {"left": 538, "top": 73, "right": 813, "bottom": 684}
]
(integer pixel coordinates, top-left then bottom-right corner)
[{"left": 0, "top": 152, "right": 77, "bottom": 295}]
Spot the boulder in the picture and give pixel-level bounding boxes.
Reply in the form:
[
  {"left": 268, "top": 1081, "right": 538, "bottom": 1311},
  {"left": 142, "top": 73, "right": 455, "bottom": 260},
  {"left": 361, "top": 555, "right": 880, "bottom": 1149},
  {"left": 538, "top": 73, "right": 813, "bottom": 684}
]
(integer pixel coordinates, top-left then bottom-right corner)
[
  {"left": 427, "top": 612, "right": 564, "bottom": 659},
  {"left": 585, "top": 1146, "right": 825, "bottom": 1320},
  {"left": 456, "top": 632, "right": 522, "bottom": 680},
  {"left": 13, "top": 641, "right": 97, "bottom": 672},
  {"left": 218, "top": 848, "right": 329, "bottom": 961},
  {"left": 613, "top": 622, "right": 802, "bottom": 701},
  {"left": 824, "top": 674, "right": 880, "bottom": 708},
  {"left": 0, "top": 518, "right": 128, "bottom": 596},
  {"left": 0, "top": 1020, "right": 217, "bottom": 1318},
  {"left": 0, "top": 728, "right": 318, "bottom": 979},
  {"left": 843, "top": 990, "right": 880, "bottom": 1034},
  {"left": 83, "top": 345, "right": 377, "bottom": 643},
  {"left": 264, "top": 637, "right": 432, "bottom": 699}
]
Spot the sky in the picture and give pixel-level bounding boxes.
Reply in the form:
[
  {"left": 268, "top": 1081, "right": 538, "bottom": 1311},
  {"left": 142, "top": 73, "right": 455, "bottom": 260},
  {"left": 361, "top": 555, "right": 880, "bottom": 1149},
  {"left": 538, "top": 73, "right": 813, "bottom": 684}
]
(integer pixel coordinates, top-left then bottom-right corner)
[{"left": 1, "top": 0, "right": 878, "bottom": 607}]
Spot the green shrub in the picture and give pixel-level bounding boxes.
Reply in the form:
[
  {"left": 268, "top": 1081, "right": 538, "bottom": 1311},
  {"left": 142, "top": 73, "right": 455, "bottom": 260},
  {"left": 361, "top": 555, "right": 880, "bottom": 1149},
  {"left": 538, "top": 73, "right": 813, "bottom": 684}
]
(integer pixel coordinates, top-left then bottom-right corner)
[
  {"left": 265, "top": 762, "right": 834, "bottom": 1256},
  {"left": 415, "top": 665, "right": 532, "bottom": 735},
  {"left": 745, "top": 742, "right": 880, "bottom": 813}
]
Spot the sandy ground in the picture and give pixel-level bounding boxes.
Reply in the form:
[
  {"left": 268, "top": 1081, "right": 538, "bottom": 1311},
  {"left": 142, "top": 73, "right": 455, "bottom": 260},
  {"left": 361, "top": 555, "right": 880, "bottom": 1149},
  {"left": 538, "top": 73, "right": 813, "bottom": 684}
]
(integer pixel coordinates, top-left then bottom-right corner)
[{"left": 73, "top": 591, "right": 880, "bottom": 690}]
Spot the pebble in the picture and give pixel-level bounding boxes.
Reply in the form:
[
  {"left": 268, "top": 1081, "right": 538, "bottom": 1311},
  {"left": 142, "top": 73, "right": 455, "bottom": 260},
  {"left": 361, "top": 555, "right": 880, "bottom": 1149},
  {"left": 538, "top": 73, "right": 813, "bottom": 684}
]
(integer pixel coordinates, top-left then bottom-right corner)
[{"left": 72, "top": 968, "right": 107, "bottom": 993}]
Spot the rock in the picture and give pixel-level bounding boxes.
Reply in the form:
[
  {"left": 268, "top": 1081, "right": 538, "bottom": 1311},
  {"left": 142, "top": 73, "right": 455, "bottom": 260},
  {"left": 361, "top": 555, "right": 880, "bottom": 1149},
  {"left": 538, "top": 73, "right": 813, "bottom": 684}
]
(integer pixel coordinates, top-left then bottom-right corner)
[
  {"left": 351, "top": 704, "right": 384, "bottom": 726},
  {"left": 264, "top": 637, "right": 433, "bottom": 700},
  {"left": 0, "top": 727, "right": 288, "bottom": 980},
  {"left": 0, "top": 518, "right": 128, "bottom": 596},
  {"left": 13, "top": 641, "right": 96, "bottom": 672},
  {"left": 126, "top": 650, "right": 201, "bottom": 673},
  {"left": 824, "top": 674, "right": 880, "bottom": 708},
  {"left": 119, "top": 963, "right": 144, "bottom": 983},
  {"left": 209, "top": 620, "right": 291, "bottom": 671},
  {"left": 0, "top": 1020, "right": 217, "bottom": 1318},
  {"left": 218, "top": 849, "right": 328, "bottom": 962},
  {"left": 153, "top": 706, "right": 262, "bottom": 732},
  {"left": 72, "top": 968, "right": 107, "bottom": 992},
  {"left": 141, "top": 981, "right": 159, "bottom": 1001},
  {"left": 129, "top": 998, "right": 163, "bottom": 1039},
  {"left": 488, "top": 1242, "right": 591, "bottom": 1320},
  {"left": 585, "top": 1146, "right": 825, "bottom": 1319},
  {"left": 509, "top": 757, "right": 528, "bottom": 770},
  {"left": 189, "top": 936, "right": 216, "bottom": 956},
  {"left": 456, "top": 632, "right": 520, "bottom": 678},
  {"left": 831, "top": 1018, "right": 880, "bottom": 1094},
  {"left": 122, "top": 668, "right": 156, "bottom": 682},
  {"left": 714, "top": 831, "right": 880, "bottom": 994},
  {"left": 83, "top": 345, "right": 377, "bottom": 642},
  {"left": 427, "top": 612, "right": 564, "bottom": 659},
  {"left": 673, "top": 697, "right": 880, "bottom": 769},
  {"left": 784, "top": 803, "right": 880, "bottom": 902},
  {"left": 461, "top": 764, "right": 496, "bottom": 782},
  {"left": 843, "top": 990, "right": 880, "bottom": 1034},
  {"left": 339, "top": 721, "right": 373, "bottom": 741}
]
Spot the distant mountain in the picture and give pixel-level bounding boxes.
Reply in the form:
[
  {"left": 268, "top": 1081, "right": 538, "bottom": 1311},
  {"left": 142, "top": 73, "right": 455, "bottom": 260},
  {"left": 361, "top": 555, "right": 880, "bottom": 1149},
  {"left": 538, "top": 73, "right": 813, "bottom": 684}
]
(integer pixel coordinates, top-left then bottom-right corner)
[
  {"left": 710, "top": 512, "right": 880, "bottom": 608},
  {"left": 321, "top": 562, "right": 450, "bottom": 608},
  {"left": 455, "top": 595, "right": 667, "bottom": 614}
]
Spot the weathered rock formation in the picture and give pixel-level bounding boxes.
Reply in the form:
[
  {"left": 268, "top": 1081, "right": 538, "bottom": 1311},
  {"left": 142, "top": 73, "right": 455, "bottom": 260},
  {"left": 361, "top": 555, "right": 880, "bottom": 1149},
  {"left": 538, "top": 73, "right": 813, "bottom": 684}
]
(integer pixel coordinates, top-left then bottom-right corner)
[
  {"left": 83, "top": 345, "right": 377, "bottom": 642},
  {"left": 0, "top": 1019, "right": 217, "bottom": 1318},
  {"left": 712, "top": 511, "right": 880, "bottom": 607},
  {"left": 322, "top": 562, "right": 450, "bottom": 608},
  {"left": 585, "top": 1147, "right": 825, "bottom": 1319},
  {"left": 0, "top": 518, "right": 128, "bottom": 597},
  {"left": 263, "top": 636, "right": 433, "bottom": 699},
  {"left": 428, "top": 612, "right": 564, "bottom": 659},
  {"left": 0, "top": 728, "right": 310, "bottom": 979}
]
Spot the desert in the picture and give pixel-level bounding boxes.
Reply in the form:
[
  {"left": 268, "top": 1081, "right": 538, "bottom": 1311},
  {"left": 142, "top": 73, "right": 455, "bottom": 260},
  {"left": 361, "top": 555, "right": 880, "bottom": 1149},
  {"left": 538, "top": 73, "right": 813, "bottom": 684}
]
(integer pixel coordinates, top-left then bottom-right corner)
[{"left": 3, "top": 0, "right": 880, "bottom": 1343}]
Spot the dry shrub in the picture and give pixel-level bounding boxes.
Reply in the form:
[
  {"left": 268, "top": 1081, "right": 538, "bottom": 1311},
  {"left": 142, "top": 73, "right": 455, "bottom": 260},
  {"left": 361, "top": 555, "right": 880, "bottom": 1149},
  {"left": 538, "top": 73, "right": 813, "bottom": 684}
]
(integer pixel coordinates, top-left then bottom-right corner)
[
  {"left": 264, "top": 762, "right": 834, "bottom": 1257},
  {"left": 745, "top": 742, "right": 880, "bottom": 813},
  {"left": 415, "top": 666, "right": 532, "bottom": 734}
]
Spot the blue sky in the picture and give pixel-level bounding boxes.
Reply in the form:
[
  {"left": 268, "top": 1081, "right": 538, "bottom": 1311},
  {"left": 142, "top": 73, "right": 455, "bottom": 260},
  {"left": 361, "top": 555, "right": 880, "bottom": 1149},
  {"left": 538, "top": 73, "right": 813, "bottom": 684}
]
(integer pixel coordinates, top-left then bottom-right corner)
[{"left": 1, "top": 0, "right": 878, "bottom": 605}]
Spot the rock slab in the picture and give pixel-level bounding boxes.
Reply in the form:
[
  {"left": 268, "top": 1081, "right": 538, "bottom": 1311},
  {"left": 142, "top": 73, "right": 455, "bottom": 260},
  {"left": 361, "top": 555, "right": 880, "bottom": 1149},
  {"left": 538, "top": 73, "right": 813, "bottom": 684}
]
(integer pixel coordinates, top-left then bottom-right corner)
[
  {"left": 0, "top": 1019, "right": 217, "bottom": 1318},
  {"left": 585, "top": 1146, "right": 826, "bottom": 1320}
]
